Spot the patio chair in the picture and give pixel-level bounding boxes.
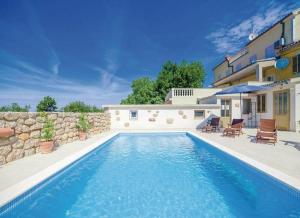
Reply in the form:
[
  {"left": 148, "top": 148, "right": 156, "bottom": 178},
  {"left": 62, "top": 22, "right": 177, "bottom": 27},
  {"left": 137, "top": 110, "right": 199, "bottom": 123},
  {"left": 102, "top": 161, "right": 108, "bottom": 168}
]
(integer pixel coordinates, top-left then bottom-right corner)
[
  {"left": 256, "top": 119, "right": 277, "bottom": 145},
  {"left": 202, "top": 117, "right": 220, "bottom": 133},
  {"left": 223, "top": 119, "right": 244, "bottom": 137}
]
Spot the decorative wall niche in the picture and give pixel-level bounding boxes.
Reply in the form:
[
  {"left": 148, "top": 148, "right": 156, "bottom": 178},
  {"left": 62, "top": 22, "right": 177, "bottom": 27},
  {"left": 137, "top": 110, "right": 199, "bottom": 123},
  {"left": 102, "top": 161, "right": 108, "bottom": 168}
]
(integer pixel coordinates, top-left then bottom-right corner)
[{"left": 166, "top": 118, "right": 174, "bottom": 124}]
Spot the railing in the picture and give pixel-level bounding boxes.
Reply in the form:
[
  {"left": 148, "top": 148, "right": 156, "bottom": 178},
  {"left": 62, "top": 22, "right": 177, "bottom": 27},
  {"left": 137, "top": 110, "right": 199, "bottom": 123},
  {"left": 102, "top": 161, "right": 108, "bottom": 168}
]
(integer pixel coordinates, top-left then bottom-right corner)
[
  {"left": 216, "top": 71, "right": 233, "bottom": 81},
  {"left": 172, "top": 88, "right": 194, "bottom": 97}
]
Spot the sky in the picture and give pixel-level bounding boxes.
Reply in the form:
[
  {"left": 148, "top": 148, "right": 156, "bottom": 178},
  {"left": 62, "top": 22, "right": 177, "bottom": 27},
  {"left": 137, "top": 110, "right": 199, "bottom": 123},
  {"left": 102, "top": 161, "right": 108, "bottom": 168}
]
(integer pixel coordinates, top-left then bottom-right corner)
[{"left": 0, "top": 0, "right": 299, "bottom": 109}]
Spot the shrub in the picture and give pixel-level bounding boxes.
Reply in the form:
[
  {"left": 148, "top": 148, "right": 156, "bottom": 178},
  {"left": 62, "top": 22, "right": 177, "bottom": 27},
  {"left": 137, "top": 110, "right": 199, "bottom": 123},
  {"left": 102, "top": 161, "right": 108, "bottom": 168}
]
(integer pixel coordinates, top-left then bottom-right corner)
[
  {"left": 63, "top": 101, "right": 103, "bottom": 112},
  {"left": 40, "top": 112, "right": 54, "bottom": 141},
  {"left": 0, "top": 103, "right": 30, "bottom": 112},
  {"left": 37, "top": 96, "right": 57, "bottom": 112},
  {"left": 76, "top": 113, "right": 91, "bottom": 132}
]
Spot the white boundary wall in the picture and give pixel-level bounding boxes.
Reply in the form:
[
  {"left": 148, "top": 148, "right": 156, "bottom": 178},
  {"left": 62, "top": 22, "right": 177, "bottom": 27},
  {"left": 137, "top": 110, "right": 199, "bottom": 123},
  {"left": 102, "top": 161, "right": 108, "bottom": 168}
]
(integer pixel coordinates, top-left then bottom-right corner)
[{"left": 104, "top": 105, "right": 221, "bottom": 130}]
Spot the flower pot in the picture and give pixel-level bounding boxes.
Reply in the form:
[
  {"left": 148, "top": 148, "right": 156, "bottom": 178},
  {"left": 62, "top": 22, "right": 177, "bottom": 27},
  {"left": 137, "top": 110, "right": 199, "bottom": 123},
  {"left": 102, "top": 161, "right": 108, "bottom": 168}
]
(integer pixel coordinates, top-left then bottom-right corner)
[
  {"left": 40, "top": 141, "right": 54, "bottom": 154},
  {"left": 79, "top": 131, "right": 87, "bottom": 141},
  {"left": 0, "top": 128, "right": 14, "bottom": 138}
]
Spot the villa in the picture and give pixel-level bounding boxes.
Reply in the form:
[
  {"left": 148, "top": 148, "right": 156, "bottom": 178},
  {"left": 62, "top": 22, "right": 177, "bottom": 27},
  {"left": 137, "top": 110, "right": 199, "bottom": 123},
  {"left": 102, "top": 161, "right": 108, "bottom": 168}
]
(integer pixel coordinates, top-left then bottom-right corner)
[
  {"left": 106, "top": 8, "right": 300, "bottom": 133},
  {"left": 0, "top": 7, "right": 300, "bottom": 218}
]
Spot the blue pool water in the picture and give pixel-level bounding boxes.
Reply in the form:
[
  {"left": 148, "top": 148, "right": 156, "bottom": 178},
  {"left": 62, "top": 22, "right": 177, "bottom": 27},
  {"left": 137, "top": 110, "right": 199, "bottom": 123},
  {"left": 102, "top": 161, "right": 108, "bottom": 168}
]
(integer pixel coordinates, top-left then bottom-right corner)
[{"left": 1, "top": 133, "right": 300, "bottom": 218}]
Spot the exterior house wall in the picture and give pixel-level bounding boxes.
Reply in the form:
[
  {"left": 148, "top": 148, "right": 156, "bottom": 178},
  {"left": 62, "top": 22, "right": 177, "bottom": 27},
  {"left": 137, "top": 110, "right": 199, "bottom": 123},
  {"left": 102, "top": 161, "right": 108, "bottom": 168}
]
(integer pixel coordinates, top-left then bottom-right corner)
[
  {"left": 263, "top": 43, "right": 300, "bottom": 82},
  {"left": 212, "top": 11, "right": 300, "bottom": 87},
  {"left": 294, "top": 83, "right": 300, "bottom": 132},
  {"left": 107, "top": 106, "right": 220, "bottom": 130},
  {"left": 294, "top": 14, "right": 300, "bottom": 42}
]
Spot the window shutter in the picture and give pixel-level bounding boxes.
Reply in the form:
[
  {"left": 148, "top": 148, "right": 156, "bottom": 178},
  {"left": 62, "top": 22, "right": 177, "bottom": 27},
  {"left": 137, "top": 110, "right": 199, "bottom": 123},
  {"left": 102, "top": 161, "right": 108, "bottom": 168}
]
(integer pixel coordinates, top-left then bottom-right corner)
[
  {"left": 297, "top": 55, "right": 300, "bottom": 73},
  {"left": 293, "top": 56, "right": 298, "bottom": 73}
]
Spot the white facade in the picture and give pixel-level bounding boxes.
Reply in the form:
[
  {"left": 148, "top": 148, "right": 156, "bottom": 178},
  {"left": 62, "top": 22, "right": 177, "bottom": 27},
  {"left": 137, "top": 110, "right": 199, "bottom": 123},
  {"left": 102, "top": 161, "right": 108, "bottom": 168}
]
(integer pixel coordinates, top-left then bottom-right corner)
[{"left": 104, "top": 105, "right": 220, "bottom": 130}]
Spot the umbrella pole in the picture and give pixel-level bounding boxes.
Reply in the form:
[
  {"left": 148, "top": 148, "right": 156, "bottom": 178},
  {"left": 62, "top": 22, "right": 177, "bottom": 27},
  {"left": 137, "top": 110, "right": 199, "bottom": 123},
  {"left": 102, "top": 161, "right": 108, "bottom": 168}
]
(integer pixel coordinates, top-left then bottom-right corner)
[{"left": 240, "top": 93, "right": 242, "bottom": 119}]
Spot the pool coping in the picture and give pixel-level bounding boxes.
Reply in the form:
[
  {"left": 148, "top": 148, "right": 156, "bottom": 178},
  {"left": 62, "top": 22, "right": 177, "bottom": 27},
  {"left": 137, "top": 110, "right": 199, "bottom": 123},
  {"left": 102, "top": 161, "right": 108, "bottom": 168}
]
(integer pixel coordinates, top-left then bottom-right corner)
[
  {"left": 0, "top": 132, "right": 119, "bottom": 207},
  {"left": 187, "top": 131, "right": 300, "bottom": 192},
  {"left": 0, "top": 130, "right": 299, "bottom": 208}
]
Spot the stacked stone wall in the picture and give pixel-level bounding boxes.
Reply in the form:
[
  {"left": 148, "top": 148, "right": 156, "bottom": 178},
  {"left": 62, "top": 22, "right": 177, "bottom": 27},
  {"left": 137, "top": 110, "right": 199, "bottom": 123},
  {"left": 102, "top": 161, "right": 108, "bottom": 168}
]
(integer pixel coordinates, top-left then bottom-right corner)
[{"left": 0, "top": 112, "right": 110, "bottom": 165}]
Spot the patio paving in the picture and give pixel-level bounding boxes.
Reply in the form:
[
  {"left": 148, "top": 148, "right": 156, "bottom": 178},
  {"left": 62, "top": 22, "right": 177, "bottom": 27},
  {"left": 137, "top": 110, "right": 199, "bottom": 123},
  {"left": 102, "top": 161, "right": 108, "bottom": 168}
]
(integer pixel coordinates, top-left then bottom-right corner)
[{"left": 195, "top": 128, "right": 300, "bottom": 180}]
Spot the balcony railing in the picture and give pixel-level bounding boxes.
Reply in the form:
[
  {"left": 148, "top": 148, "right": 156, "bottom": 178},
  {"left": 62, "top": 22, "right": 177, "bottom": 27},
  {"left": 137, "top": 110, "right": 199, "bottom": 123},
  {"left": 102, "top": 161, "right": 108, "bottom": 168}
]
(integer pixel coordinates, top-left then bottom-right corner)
[
  {"left": 165, "top": 88, "right": 195, "bottom": 102},
  {"left": 172, "top": 88, "right": 194, "bottom": 97},
  {"left": 216, "top": 71, "right": 232, "bottom": 81}
]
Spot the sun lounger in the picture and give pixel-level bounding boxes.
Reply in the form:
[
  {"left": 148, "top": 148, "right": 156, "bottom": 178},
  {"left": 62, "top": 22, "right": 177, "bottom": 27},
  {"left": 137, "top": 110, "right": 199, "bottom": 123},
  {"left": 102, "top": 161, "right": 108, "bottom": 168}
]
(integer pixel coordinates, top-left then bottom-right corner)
[
  {"left": 256, "top": 119, "right": 277, "bottom": 145},
  {"left": 202, "top": 117, "right": 220, "bottom": 132},
  {"left": 223, "top": 119, "right": 244, "bottom": 137}
]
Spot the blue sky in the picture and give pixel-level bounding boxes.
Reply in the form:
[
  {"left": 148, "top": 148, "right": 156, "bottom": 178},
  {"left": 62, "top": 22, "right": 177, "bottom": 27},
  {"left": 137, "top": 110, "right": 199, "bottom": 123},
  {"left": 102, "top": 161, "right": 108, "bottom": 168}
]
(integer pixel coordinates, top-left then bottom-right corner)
[{"left": 0, "top": 0, "right": 299, "bottom": 109}]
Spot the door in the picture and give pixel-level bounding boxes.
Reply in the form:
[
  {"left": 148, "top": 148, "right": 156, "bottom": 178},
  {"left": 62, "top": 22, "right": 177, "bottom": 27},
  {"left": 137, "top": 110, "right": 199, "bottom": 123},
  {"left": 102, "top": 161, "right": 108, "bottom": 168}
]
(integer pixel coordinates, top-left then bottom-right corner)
[
  {"left": 273, "top": 90, "right": 290, "bottom": 130},
  {"left": 220, "top": 99, "right": 231, "bottom": 128}
]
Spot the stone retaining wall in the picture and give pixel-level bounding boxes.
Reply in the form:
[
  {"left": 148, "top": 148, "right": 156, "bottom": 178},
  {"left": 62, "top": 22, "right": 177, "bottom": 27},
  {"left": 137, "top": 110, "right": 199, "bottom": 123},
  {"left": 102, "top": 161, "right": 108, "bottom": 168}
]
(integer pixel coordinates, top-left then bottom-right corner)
[{"left": 0, "top": 112, "right": 110, "bottom": 165}]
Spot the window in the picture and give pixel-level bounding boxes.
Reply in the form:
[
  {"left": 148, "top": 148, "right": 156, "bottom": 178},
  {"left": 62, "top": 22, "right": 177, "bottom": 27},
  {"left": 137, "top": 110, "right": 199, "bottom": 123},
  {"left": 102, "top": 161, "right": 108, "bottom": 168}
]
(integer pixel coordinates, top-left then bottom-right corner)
[
  {"left": 242, "top": 99, "right": 252, "bottom": 114},
  {"left": 273, "top": 40, "right": 281, "bottom": 49},
  {"left": 292, "top": 54, "right": 300, "bottom": 74},
  {"left": 266, "top": 75, "right": 275, "bottom": 82},
  {"left": 129, "top": 110, "right": 138, "bottom": 120},
  {"left": 265, "top": 44, "right": 275, "bottom": 58},
  {"left": 249, "top": 54, "right": 257, "bottom": 64},
  {"left": 221, "top": 99, "right": 230, "bottom": 117},
  {"left": 257, "top": 94, "right": 266, "bottom": 113},
  {"left": 194, "top": 110, "right": 205, "bottom": 119}
]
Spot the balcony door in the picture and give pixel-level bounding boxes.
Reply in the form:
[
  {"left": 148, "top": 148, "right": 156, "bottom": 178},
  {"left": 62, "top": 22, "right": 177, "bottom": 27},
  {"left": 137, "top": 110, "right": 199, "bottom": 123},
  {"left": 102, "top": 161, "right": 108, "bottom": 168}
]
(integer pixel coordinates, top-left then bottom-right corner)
[{"left": 273, "top": 90, "right": 290, "bottom": 130}]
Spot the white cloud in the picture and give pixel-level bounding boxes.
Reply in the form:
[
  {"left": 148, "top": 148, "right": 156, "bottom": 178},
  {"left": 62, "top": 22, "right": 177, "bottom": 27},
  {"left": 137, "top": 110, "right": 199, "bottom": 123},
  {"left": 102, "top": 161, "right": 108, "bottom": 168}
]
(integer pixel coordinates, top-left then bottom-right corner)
[
  {"left": 207, "top": 2, "right": 298, "bottom": 54},
  {"left": 22, "top": 0, "right": 61, "bottom": 75},
  {"left": 0, "top": 55, "right": 130, "bottom": 109}
]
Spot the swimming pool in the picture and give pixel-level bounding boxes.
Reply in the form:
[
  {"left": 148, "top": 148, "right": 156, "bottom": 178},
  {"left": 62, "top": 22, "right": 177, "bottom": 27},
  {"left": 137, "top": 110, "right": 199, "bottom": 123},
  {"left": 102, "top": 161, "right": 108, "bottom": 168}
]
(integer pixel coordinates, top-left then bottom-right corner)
[{"left": 0, "top": 133, "right": 299, "bottom": 217}]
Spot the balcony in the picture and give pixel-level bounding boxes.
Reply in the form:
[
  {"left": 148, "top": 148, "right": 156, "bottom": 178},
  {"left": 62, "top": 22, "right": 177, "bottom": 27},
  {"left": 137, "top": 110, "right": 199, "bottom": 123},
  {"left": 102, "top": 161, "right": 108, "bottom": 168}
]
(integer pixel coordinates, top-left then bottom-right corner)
[{"left": 213, "top": 59, "right": 276, "bottom": 87}]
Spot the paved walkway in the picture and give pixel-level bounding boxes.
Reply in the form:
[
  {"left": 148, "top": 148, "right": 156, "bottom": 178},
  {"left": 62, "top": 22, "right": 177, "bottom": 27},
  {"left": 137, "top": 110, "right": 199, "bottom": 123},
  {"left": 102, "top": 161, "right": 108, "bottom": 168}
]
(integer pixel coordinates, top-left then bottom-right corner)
[
  {"left": 0, "top": 129, "right": 299, "bottom": 193},
  {"left": 195, "top": 128, "right": 300, "bottom": 180}
]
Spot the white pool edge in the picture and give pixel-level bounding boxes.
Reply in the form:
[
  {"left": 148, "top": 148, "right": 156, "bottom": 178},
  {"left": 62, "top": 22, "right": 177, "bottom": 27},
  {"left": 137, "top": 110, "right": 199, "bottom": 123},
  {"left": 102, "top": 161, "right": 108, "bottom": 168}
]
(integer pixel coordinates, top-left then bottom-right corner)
[
  {"left": 0, "top": 132, "right": 119, "bottom": 207},
  {"left": 187, "top": 131, "right": 300, "bottom": 191},
  {"left": 0, "top": 130, "right": 299, "bottom": 208}
]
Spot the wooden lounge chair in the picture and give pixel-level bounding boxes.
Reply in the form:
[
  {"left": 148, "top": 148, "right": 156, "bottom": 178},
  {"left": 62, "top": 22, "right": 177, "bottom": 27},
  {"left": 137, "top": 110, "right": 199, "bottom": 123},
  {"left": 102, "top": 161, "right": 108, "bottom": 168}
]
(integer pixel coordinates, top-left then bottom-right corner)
[
  {"left": 202, "top": 117, "right": 220, "bottom": 132},
  {"left": 256, "top": 119, "right": 277, "bottom": 145},
  {"left": 223, "top": 119, "right": 244, "bottom": 137}
]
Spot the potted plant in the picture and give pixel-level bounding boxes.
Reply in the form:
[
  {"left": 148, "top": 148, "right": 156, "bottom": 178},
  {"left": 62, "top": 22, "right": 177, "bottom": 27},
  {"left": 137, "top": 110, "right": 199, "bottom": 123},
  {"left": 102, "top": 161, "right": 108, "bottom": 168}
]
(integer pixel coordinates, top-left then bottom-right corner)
[
  {"left": 76, "top": 113, "right": 91, "bottom": 141},
  {"left": 39, "top": 112, "right": 55, "bottom": 153}
]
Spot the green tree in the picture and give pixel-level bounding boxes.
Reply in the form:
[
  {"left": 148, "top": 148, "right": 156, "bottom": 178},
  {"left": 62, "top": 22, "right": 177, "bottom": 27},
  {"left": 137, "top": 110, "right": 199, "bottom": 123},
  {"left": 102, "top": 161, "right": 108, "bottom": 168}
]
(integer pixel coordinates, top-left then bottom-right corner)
[
  {"left": 36, "top": 96, "right": 57, "bottom": 112},
  {"left": 121, "top": 77, "right": 163, "bottom": 104},
  {"left": 63, "top": 101, "right": 103, "bottom": 112},
  {"left": 0, "top": 103, "right": 30, "bottom": 112},
  {"left": 156, "top": 60, "right": 205, "bottom": 101},
  {"left": 121, "top": 60, "right": 206, "bottom": 104}
]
